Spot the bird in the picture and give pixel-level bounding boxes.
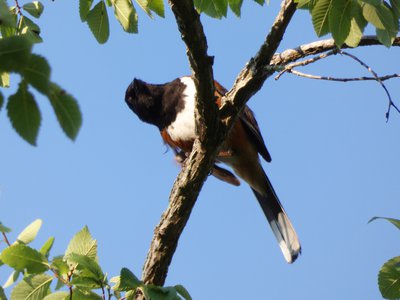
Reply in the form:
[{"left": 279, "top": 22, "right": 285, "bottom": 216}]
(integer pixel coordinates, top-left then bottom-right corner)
[{"left": 125, "top": 76, "right": 301, "bottom": 263}]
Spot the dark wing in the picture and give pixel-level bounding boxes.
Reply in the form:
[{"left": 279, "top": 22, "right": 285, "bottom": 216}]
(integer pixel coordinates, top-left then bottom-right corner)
[
  {"left": 239, "top": 106, "right": 271, "bottom": 162},
  {"left": 214, "top": 80, "right": 271, "bottom": 163}
]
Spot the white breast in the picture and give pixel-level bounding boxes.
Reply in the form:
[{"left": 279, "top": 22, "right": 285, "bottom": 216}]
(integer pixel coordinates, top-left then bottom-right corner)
[{"left": 167, "top": 77, "right": 196, "bottom": 142}]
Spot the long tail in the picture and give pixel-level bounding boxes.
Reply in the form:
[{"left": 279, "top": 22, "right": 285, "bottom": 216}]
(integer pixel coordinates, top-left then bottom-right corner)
[{"left": 251, "top": 178, "right": 301, "bottom": 263}]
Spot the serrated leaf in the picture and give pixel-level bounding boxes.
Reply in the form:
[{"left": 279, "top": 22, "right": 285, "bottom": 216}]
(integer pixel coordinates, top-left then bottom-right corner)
[
  {"left": 86, "top": 1, "right": 109, "bottom": 44},
  {"left": 80, "top": 0, "right": 94, "bottom": 21},
  {"left": 51, "top": 256, "right": 69, "bottom": 277},
  {"left": 344, "top": 1, "right": 367, "bottom": 47},
  {"left": 23, "top": 54, "right": 51, "bottom": 94},
  {"left": 362, "top": 2, "right": 396, "bottom": 30},
  {"left": 67, "top": 253, "right": 104, "bottom": 282},
  {"left": 135, "top": 0, "right": 152, "bottom": 16},
  {"left": 71, "top": 288, "right": 103, "bottom": 300},
  {"left": 141, "top": 285, "right": 177, "bottom": 300},
  {"left": 229, "top": 0, "right": 243, "bottom": 16},
  {"left": 376, "top": 27, "right": 397, "bottom": 47},
  {"left": 329, "top": 0, "right": 352, "bottom": 46},
  {"left": 65, "top": 226, "right": 98, "bottom": 261},
  {"left": 0, "top": 0, "right": 15, "bottom": 27},
  {"left": 0, "top": 36, "right": 33, "bottom": 73},
  {"left": 369, "top": 216, "right": 400, "bottom": 230},
  {"left": 3, "top": 271, "right": 20, "bottom": 288},
  {"left": 7, "top": 83, "right": 41, "bottom": 146},
  {"left": 17, "top": 219, "right": 42, "bottom": 244},
  {"left": 312, "top": 0, "right": 333, "bottom": 36},
  {"left": 147, "top": 0, "right": 164, "bottom": 17},
  {"left": 390, "top": 0, "right": 400, "bottom": 17},
  {"left": 18, "top": 16, "right": 42, "bottom": 43},
  {"left": 175, "top": 285, "right": 192, "bottom": 300},
  {"left": 0, "top": 222, "right": 11, "bottom": 233},
  {"left": 112, "top": 0, "right": 138, "bottom": 33},
  {"left": 296, "top": 0, "right": 316, "bottom": 10},
  {"left": 194, "top": 0, "right": 228, "bottom": 18},
  {"left": 253, "top": 0, "right": 265, "bottom": 4},
  {"left": 115, "top": 268, "right": 141, "bottom": 291},
  {"left": 47, "top": 83, "right": 82, "bottom": 140},
  {"left": 1, "top": 243, "right": 49, "bottom": 273},
  {"left": 22, "top": 1, "right": 44, "bottom": 18},
  {"left": 43, "top": 291, "right": 69, "bottom": 300},
  {"left": 378, "top": 256, "right": 400, "bottom": 299},
  {"left": 39, "top": 237, "right": 55, "bottom": 258},
  {"left": 10, "top": 274, "right": 52, "bottom": 300},
  {"left": 70, "top": 275, "right": 102, "bottom": 289},
  {"left": 0, "top": 286, "right": 6, "bottom": 300},
  {"left": 0, "top": 72, "right": 10, "bottom": 88}
]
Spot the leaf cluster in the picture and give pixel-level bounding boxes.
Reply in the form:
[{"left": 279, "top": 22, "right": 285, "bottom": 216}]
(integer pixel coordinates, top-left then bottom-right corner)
[
  {"left": 297, "top": 0, "right": 400, "bottom": 47},
  {"left": 369, "top": 217, "right": 400, "bottom": 299},
  {"left": 0, "top": 220, "right": 192, "bottom": 300},
  {"left": 0, "top": 0, "right": 82, "bottom": 145}
]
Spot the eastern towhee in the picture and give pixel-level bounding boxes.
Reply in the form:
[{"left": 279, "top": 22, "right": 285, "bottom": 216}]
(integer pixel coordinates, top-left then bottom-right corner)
[{"left": 125, "top": 76, "right": 301, "bottom": 263}]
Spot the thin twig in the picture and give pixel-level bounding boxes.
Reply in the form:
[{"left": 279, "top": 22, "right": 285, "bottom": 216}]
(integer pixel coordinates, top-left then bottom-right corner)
[
  {"left": 14, "top": 0, "right": 22, "bottom": 15},
  {"left": 275, "top": 49, "right": 338, "bottom": 80},
  {"left": 339, "top": 50, "right": 400, "bottom": 121},
  {"left": 2, "top": 232, "right": 11, "bottom": 246},
  {"left": 286, "top": 69, "right": 400, "bottom": 82}
]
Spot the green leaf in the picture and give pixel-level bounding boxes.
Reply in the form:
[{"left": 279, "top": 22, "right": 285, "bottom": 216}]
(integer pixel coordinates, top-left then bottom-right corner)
[
  {"left": 10, "top": 274, "right": 52, "bottom": 300},
  {"left": 0, "top": 222, "right": 11, "bottom": 233},
  {"left": 328, "top": 0, "right": 352, "bottom": 46},
  {"left": 378, "top": 256, "right": 400, "bottom": 299},
  {"left": 47, "top": 83, "right": 82, "bottom": 140},
  {"left": 253, "top": 0, "right": 265, "bottom": 4},
  {"left": 0, "top": 72, "right": 10, "bottom": 88},
  {"left": 0, "top": 0, "right": 15, "bottom": 27},
  {"left": 390, "top": 0, "right": 400, "bottom": 17},
  {"left": 369, "top": 216, "right": 400, "bottom": 230},
  {"left": 18, "top": 16, "right": 43, "bottom": 43},
  {"left": 362, "top": 2, "right": 395, "bottom": 30},
  {"left": 296, "top": 0, "right": 316, "bottom": 10},
  {"left": 1, "top": 243, "right": 49, "bottom": 273},
  {"left": 147, "top": 0, "right": 164, "bottom": 17},
  {"left": 67, "top": 253, "right": 104, "bottom": 281},
  {"left": 65, "top": 226, "right": 98, "bottom": 261},
  {"left": 80, "top": 0, "right": 94, "bottom": 21},
  {"left": 116, "top": 268, "right": 141, "bottom": 291},
  {"left": 175, "top": 285, "right": 192, "bottom": 300},
  {"left": 135, "top": 0, "right": 152, "bottom": 16},
  {"left": 3, "top": 271, "right": 20, "bottom": 288},
  {"left": 23, "top": 54, "right": 51, "bottom": 94},
  {"left": 112, "top": 0, "right": 138, "bottom": 33},
  {"left": 71, "top": 288, "right": 103, "bottom": 300},
  {"left": 16, "top": 219, "right": 42, "bottom": 244},
  {"left": 344, "top": 1, "right": 367, "bottom": 47},
  {"left": 376, "top": 27, "right": 397, "bottom": 47},
  {"left": 0, "top": 36, "right": 33, "bottom": 73},
  {"left": 70, "top": 276, "right": 102, "bottom": 289},
  {"left": 86, "top": 1, "right": 110, "bottom": 44},
  {"left": 229, "top": 0, "right": 243, "bottom": 16},
  {"left": 43, "top": 291, "right": 69, "bottom": 300},
  {"left": 0, "top": 286, "right": 6, "bottom": 300},
  {"left": 311, "top": 0, "right": 333, "bottom": 36},
  {"left": 22, "top": 1, "right": 44, "bottom": 18},
  {"left": 39, "top": 237, "right": 55, "bottom": 258},
  {"left": 194, "top": 0, "right": 228, "bottom": 18},
  {"left": 7, "top": 83, "right": 41, "bottom": 146}
]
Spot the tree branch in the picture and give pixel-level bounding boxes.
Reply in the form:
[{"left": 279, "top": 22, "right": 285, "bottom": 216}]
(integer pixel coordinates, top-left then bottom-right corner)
[
  {"left": 141, "top": 0, "right": 220, "bottom": 286},
  {"left": 140, "top": 0, "right": 298, "bottom": 288}
]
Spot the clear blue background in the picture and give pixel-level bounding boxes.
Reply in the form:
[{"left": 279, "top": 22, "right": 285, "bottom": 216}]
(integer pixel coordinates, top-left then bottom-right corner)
[{"left": 1, "top": 1, "right": 400, "bottom": 299}]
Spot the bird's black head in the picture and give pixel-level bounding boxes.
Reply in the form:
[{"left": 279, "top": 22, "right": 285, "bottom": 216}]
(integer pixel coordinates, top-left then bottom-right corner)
[{"left": 125, "top": 78, "right": 164, "bottom": 129}]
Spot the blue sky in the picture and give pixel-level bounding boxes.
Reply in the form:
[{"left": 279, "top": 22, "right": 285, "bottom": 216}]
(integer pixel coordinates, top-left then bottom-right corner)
[{"left": 1, "top": 1, "right": 400, "bottom": 299}]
